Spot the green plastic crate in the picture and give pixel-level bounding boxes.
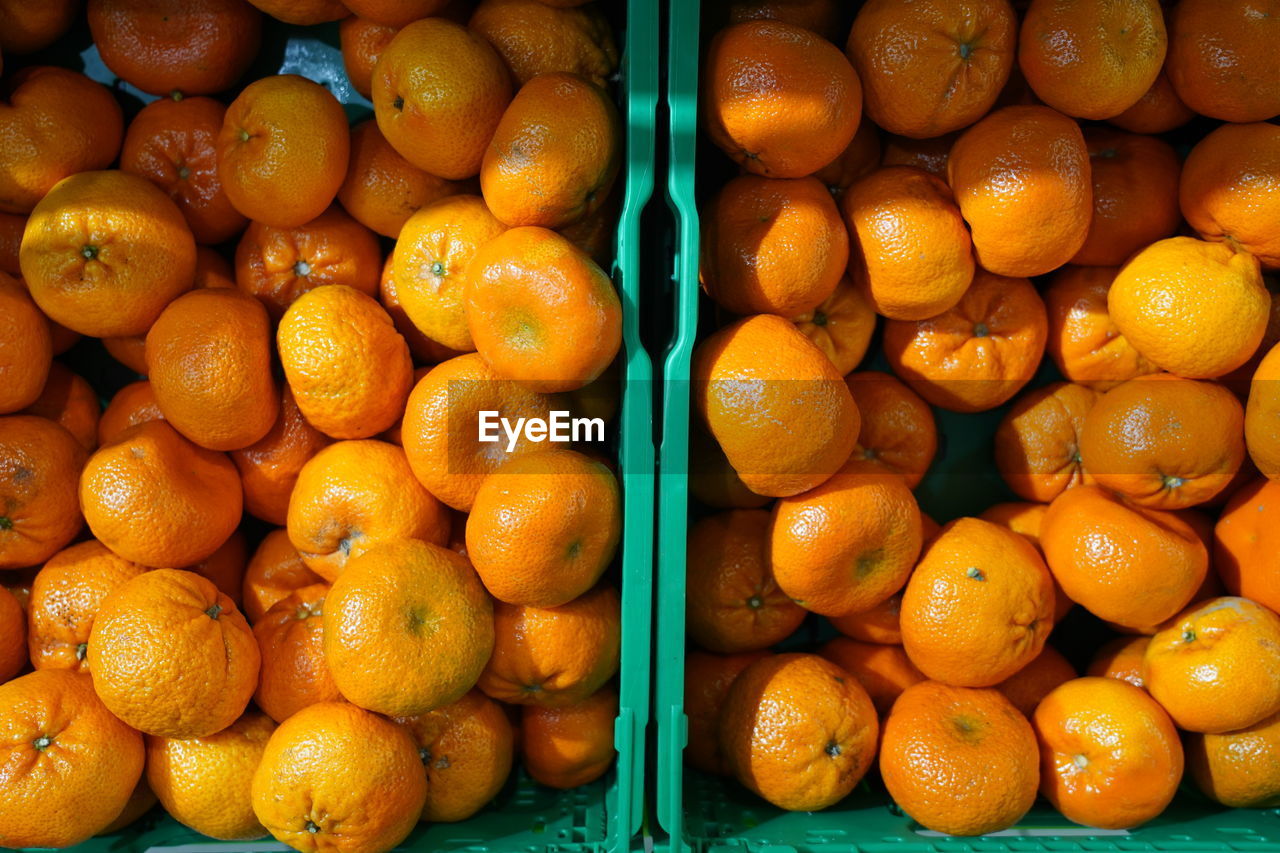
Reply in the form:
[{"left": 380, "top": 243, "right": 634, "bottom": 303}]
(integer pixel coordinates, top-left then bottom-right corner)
[
  {"left": 653, "top": 1, "right": 1280, "bottom": 850},
  {"left": 11, "top": 2, "right": 656, "bottom": 849}
]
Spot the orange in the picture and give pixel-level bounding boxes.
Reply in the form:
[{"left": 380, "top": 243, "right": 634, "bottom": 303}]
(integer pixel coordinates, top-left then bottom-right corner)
[
  {"left": 0, "top": 416, "right": 86, "bottom": 569},
  {"left": 0, "top": 274, "right": 51, "bottom": 414},
  {"left": 694, "top": 314, "right": 858, "bottom": 497},
  {"left": 120, "top": 95, "right": 248, "bottom": 245},
  {"left": 287, "top": 439, "right": 448, "bottom": 581},
  {"left": 244, "top": 0, "right": 346, "bottom": 23},
  {"left": 791, "top": 276, "right": 876, "bottom": 376},
  {"left": 723, "top": 0, "right": 843, "bottom": 41},
  {"left": 217, "top": 74, "right": 350, "bottom": 228},
  {"left": 844, "top": 166, "right": 974, "bottom": 321},
  {"left": 721, "top": 653, "right": 878, "bottom": 811},
  {"left": 27, "top": 540, "right": 151, "bottom": 673},
  {"left": 1080, "top": 376, "right": 1244, "bottom": 509},
  {"left": 847, "top": 0, "right": 1015, "bottom": 139},
  {"left": 88, "top": 569, "right": 258, "bottom": 737},
  {"left": 324, "top": 540, "right": 493, "bottom": 716},
  {"left": 97, "top": 380, "right": 164, "bottom": 446},
  {"left": 994, "top": 382, "right": 1096, "bottom": 503},
  {"left": 995, "top": 644, "right": 1076, "bottom": 717},
  {"left": 1109, "top": 67, "right": 1195, "bottom": 134},
  {"left": 80, "top": 421, "right": 241, "bottom": 567},
  {"left": 402, "top": 353, "right": 555, "bottom": 511},
  {"left": 1146, "top": 597, "right": 1280, "bottom": 733},
  {"left": 479, "top": 584, "right": 619, "bottom": 707},
  {"left": 145, "top": 711, "right": 274, "bottom": 840},
  {"left": 819, "top": 637, "right": 926, "bottom": 715},
  {"left": 342, "top": 0, "right": 446, "bottom": 26},
  {"left": 948, "top": 105, "right": 1090, "bottom": 277},
  {"left": 338, "top": 120, "right": 468, "bottom": 239},
  {"left": 1189, "top": 710, "right": 1280, "bottom": 808},
  {"left": 338, "top": 16, "right": 398, "bottom": 100},
  {"left": 372, "top": 18, "right": 513, "bottom": 180},
  {"left": 394, "top": 689, "right": 515, "bottom": 822},
  {"left": 145, "top": 288, "right": 278, "bottom": 451},
  {"left": 556, "top": 192, "right": 618, "bottom": 265},
  {"left": 251, "top": 701, "right": 426, "bottom": 853},
  {"left": 978, "top": 501, "right": 1048, "bottom": 550},
  {"left": 0, "top": 211, "right": 23, "bottom": 275},
  {"left": 1087, "top": 635, "right": 1149, "bottom": 689},
  {"left": 0, "top": 583, "right": 24, "bottom": 682},
  {"left": 20, "top": 170, "right": 196, "bottom": 338},
  {"left": 883, "top": 269, "right": 1048, "bottom": 413},
  {"left": 811, "top": 118, "right": 881, "bottom": 197},
  {"left": 1181, "top": 122, "right": 1280, "bottom": 271},
  {"left": 1044, "top": 265, "right": 1160, "bottom": 390},
  {"left": 0, "top": 1, "right": 78, "bottom": 54},
  {"left": 0, "top": 669, "right": 144, "bottom": 848},
  {"left": 701, "top": 174, "right": 847, "bottom": 317},
  {"left": 380, "top": 255, "right": 467, "bottom": 364},
  {"left": 1017, "top": 0, "right": 1166, "bottom": 119},
  {"left": 21, "top": 363, "right": 99, "bottom": 451},
  {"left": 1072, "top": 128, "right": 1181, "bottom": 267},
  {"left": 880, "top": 132, "right": 954, "bottom": 178},
  {"left": 1216, "top": 478, "right": 1280, "bottom": 614},
  {"left": 466, "top": 226, "right": 622, "bottom": 392},
  {"left": 688, "top": 424, "right": 771, "bottom": 510},
  {"left": 99, "top": 778, "right": 158, "bottom": 835},
  {"left": 87, "top": 0, "right": 262, "bottom": 97},
  {"left": 186, "top": 530, "right": 248, "bottom": 609},
  {"left": 242, "top": 528, "right": 324, "bottom": 624},
  {"left": 521, "top": 686, "right": 617, "bottom": 789},
  {"left": 466, "top": 449, "right": 620, "bottom": 607},
  {"left": 278, "top": 284, "right": 414, "bottom": 439},
  {"left": 391, "top": 193, "right": 506, "bottom": 352},
  {"left": 253, "top": 583, "right": 341, "bottom": 723},
  {"left": 683, "top": 650, "right": 770, "bottom": 775},
  {"left": 1249, "top": 342, "right": 1280, "bottom": 479},
  {"left": 101, "top": 334, "right": 148, "bottom": 375},
  {"left": 880, "top": 681, "right": 1038, "bottom": 836},
  {"left": 830, "top": 593, "right": 903, "bottom": 645},
  {"left": 704, "top": 20, "right": 861, "bottom": 178},
  {"left": 772, "top": 471, "right": 922, "bottom": 618},
  {"left": 469, "top": 0, "right": 618, "bottom": 87},
  {"left": 1166, "top": 0, "right": 1280, "bottom": 123},
  {"left": 1041, "top": 485, "right": 1207, "bottom": 631},
  {"left": 0, "top": 67, "right": 124, "bottom": 214},
  {"left": 901, "top": 517, "right": 1055, "bottom": 686},
  {"left": 1033, "top": 677, "right": 1182, "bottom": 829},
  {"left": 1110, "top": 238, "right": 1269, "bottom": 379},
  {"left": 685, "top": 509, "right": 806, "bottom": 653},
  {"left": 231, "top": 387, "right": 331, "bottom": 525}
]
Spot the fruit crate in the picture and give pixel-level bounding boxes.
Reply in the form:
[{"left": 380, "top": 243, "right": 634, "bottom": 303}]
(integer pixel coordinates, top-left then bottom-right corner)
[
  {"left": 652, "top": 1, "right": 1280, "bottom": 851},
  {"left": 12, "top": 2, "right": 656, "bottom": 850}
]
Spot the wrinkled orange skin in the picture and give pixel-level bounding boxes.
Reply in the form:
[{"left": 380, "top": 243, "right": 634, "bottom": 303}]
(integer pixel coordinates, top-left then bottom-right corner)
[
  {"left": 0, "top": 415, "right": 86, "bottom": 569},
  {"left": 995, "top": 644, "right": 1076, "bottom": 717},
  {"left": 0, "top": 0, "right": 78, "bottom": 53},
  {"left": 0, "top": 274, "right": 51, "bottom": 415},
  {"left": 88, "top": 569, "right": 259, "bottom": 738},
  {"left": 685, "top": 510, "right": 805, "bottom": 654},
  {"left": 829, "top": 592, "right": 903, "bottom": 645},
  {"left": 470, "top": 0, "right": 618, "bottom": 87},
  {"left": 338, "top": 16, "right": 398, "bottom": 100},
  {"left": 241, "top": 528, "right": 323, "bottom": 624},
  {"left": 1181, "top": 123, "right": 1280, "bottom": 271},
  {"left": 380, "top": 256, "right": 467, "bottom": 365},
  {"left": 1190, "top": 709, "right": 1280, "bottom": 808},
  {"left": 521, "top": 686, "right": 617, "bottom": 789},
  {"left": 231, "top": 386, "right": 331, "bottom": 526},
  {"left": 994, "top": 382, "right": 1097, "bottom": 503},
  {"left": 0, "top": 584, "right": 25, "bottom": 681},
  {"left": 791, "top": 276, "right": 876, "bottom": 376},
  {"left": 683, "top": 650, "right": 770, "bottom": 776},
  {"left": 21, "top": 363, "right": 99, "bottom": 451},
  {"left": 1214, "top": 478, "right": 1280, "bottom": 616},
  {"left": 1044, "top": 266, "right": 1159, "bottom": 391},
  {"left": 0, "top": 67, "right": 124, "bottom": 214},
  {"left": 819, "top": 637, "right": 926, "bottom": 716},
  {"left": 1087, "top": 636, "right": 1150, "bottom": 689},
  {"left": 0, "top": 670, "right": 144, "bottom": 848},
  {"left": 253, "top": 583, "right": 341, "bottom": 724},
  {"left": 1166, "top": 0, "right": 1280, "bottom": 123},
  {"left": 97, "top": 380, "right": 165, "bottom": 446}
]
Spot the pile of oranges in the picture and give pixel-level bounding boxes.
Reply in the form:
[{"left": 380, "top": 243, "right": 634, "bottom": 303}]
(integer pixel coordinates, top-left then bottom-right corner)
[
  {"left": 0, "top": 1, "right": 625, "bottom": 851},
  {"left": 688, "top": 0, "right": 1280, "bottom": 838}
]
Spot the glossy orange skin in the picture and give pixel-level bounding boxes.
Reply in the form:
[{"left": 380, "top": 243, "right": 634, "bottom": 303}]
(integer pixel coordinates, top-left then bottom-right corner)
[
  {"left": 884, "top": 269, "right": 1048, "bottom": 413},
  {"left": 721, "top": 654, "right": 878, "bottom": 811},
  {"left": 0, "top": 67, "right": 124, "bottom": 214},
  {"left": 217, "top": 75, "right": 350, "bottom": 228},
  {"left": 994, "top": 382, "right": 1097, "bottom": 503},
  {"left": 466, "top": 226, "right": 622, "bottom": 393},
  {"left": 0, "top": 584, "right": 23, "bottom": 681},
  {"left": 231, "top": 386, "right": 331, "bottom": 526},
  {"left": 251, "top": 701, "right": 427, "bottom": 853},
  {"left": 0, "top": 670, "right": 144, "bottom": 848},
  {"left": 27, "top": 540, "right": 151, "bottom": 673},
  {"left": 1080, "top": 376, "right": 1244, "bottom": 509},
  {"left": 0, "top": 0, "right": 78, "bottom": 53},
  {"left": 1181, "top": 123, "right": 1280, "bottom": 271},
  {"left": 373, "top": 18, "right": 513, "bottom": 180},
  {"left": 0, "top": 416, "right": 86, "bottom": 569},
  {"left": 684, "top": 650, "right": 770, "bottom": 776},
  {"left": 1087, "top": 635, "right": 1149, "bottom": 689},
  {"left": 1109, "top": 68, "right": 1195, "bottom": 134},
  {"left": 995, "top": 644, "right": 1076, "bottom": 717},
  {"left": 830, "top": 593, "right": 903, "bottom": 645},
  {"left": 811, "top": 118, "right": 881, "bottom": 197},
  {"left": 695, "top": 314, "right": 859, "bottom": 497},
  {"left": 791, "top": 276, "right": 876, "bottom": 376},
  {"left": 241, "top": 529, "right": 323, "bottom": 624},
  {"left": 521, "top": 686, "right": 617, "bottom": 789},
  {"left": 21, "top": 364, "right": 99, "bottom": 452},
  {"left": 820, "top": 637, "right": 926, "bottom": 716},
  {"left": 88, "top": 569, "right": 259, "bottom": 738},
  {"left": 685, "top": 510, "right": 805, "bottom": 653},
  {"left": 87, "top": 0, "right": 262, "bottom": 96},
  {"left": 253, "top": 583, "right": 341, "bottom": 723},
  {"left": 704, "top": 21, "right": 861, "bottom": 179},
  {"left": 702, "top": 175, "right": 847, "bottom": 317},
  {"left": 1190, "top": 709, "right": 1280, "bottom": 808},
  {"left": 21, "top": 170, "right": 196, "bottom": 338},
  {"left": 1033, "top": 677, "right": 1182, "bottom": 829},
  {"left": 470, "top": 0, "right": 617, "bottom": 87},
  {"left": 1214, "top": 478, "right": 1280, "bottom": 616},
  {"left": 0, "top": 274, "right": 51, "bottom": 415},
  {"left": 1166, "top": 0, "right": 1280, "bottom": 123},
  {"left": 1041, "top": 485, "right": 1207, "bottom": 631},
  {"left": 97, "top": 380, "right": 164, "bottom": 446},
  {"left": 286, "top": 439, "right": 449, "bottom": 581},
  {"left": 379, "top": 255, "right": 467, "bottom": 364},
  {"left": 394, "top": 689, "right": 515, "bottom": 822},
  {"left": 81, "top": 421, "right": 241, "bottom": 567},
  {"left": 1044, "top": 266, "right": 1159, "bottom": 391},
  {"left": 479, "top": 584, "right": 620, "bottom": 707},
  {"left": 881, "top": 681, "right": 1038, "bottom": 835},
  {"left": 325, "top": 540, "right": 493, "bottom": 716},
  {"left": 338, "top": 16, "right": 398, "bottom": 100}
]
